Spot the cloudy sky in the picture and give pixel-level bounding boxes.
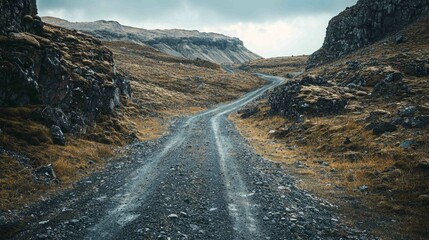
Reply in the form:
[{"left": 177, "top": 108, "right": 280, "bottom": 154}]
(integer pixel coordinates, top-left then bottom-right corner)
[{"left": 38, "top": 0, "right": 357, "bottom": 58}]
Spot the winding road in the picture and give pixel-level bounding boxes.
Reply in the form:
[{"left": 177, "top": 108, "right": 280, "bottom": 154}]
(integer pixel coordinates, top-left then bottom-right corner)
[{"left": 13, "top": 74, "right": 367, "bottom": 240}]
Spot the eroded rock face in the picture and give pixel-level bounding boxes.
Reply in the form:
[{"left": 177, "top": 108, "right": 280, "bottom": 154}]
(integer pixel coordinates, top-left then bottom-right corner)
[
  {"left": 0, "top": 0, "right": 131, "bottom": 134},
  {"left": 42, "top": 17, "right": 261, "bottom": 65},
  {"left": 308, "top": 0, "right": 429, "bottom": 68}
]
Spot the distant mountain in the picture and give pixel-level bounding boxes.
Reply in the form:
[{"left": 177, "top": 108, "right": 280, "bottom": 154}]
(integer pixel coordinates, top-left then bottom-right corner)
[{"left": 42, "top": 17, "right": 261, "bottom": 65}]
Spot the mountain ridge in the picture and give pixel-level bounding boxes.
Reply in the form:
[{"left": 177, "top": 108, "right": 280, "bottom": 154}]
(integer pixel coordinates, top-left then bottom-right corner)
[{"left": 42, "top": 16, "right": 261, "bottom": 65}]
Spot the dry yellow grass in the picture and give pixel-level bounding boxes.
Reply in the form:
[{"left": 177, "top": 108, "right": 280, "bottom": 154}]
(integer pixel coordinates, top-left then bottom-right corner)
[
  {"left": 230, "top": 108, "right": 429, "bottom": 237},
  {"left": 105, "top": 41, "right": 264, "bottom": 115},
  {"left": 240, "top": 55, "right": 308, "bottom": 77},
  {"left": 0, "top": 135, "right": 115, "bottom": 210}
]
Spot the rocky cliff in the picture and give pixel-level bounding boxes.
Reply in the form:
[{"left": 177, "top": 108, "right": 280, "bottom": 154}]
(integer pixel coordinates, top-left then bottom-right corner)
[
  {"left": 42, "top": 17, "right": 261, "bottom": 65},
  {"left": 308, "top": 0, "right": 429, "bottom": 68},
  {"left": 0, "top": 0, "right": 131, "bottom": 137}
]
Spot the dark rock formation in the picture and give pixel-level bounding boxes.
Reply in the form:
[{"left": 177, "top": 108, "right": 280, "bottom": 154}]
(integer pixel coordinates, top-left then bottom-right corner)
[
  {"left": 0, "top": 0, "right": 41, "bottom": 35},
  {"left": 370, "top": 122, "right": 398, "bottom": 135},
  {"left": 269, "top": 80, "right": 347, "bottom": 119},
  {"left": 0, "top": 0, "right": 131, "bottom": 134},
  {"left": 308, "top": 0, "right": 429, "bottom": 68},
  {"left": 372, "top": 72, "right": 410, "bottom": 97},
  {"left": 42, "top": 17, "right": 261, "bottom": 65}
]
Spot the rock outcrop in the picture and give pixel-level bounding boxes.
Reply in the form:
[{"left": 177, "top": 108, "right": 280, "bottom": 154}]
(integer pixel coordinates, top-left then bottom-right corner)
[
  {"left": 308, "top": 0, "right": 429, "bottom": 68},
  {"left": 269, "top": 76, "right": 348, "bottom": 119},
  {"left": 42, "top": 17, "right": 261, "bottom": 65},
  {"left": 0, "top": 0, "right": 131, "bottom": 135}
]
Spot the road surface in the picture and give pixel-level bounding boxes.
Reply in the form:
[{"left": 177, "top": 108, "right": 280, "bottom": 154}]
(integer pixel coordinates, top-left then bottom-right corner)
[{"left": 12, "top": 74, "right": 367, "bottom": 240}]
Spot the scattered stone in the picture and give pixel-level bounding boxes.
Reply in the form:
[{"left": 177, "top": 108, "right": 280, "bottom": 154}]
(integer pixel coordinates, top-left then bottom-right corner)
[
  {"left": 179, "top": 212, "right": 188, "bottom": 217},
  {"left": 294, "top": 161, "right": 307, "bottom": 168},
  {"left": 190, "top": 224, "right": 200, "bottom": 231},
  {"left": 50, "top": 125, "right": 67, "bottom": 146},
  {"left": 371, "top": 122, "right": 397, "bottom": 135},
  {"left": 399, "top": 139, "right": 417, "bottom": 149},
  {"left": 395, "top": 34, "right": 408, "bottom": 44},
  {"left": 347, "top": 61, "right": 361, "bottom": 70},
  {"left": 167, "top": 214, "right": 179, "bottom": 219},
  {"left": 33, "top": 164, "right": 57, "bottom": 183},
  {"left": 320, "top": 162, "right": 330, "bottom": 167},
  {"left": 398, "top": 106, "right": 417, "bottom": 117},
  {"left": 343, "top": 137, "right": 352, "bottom": 145},
  {"left": 38, "top": 220, "right": 49, "bottom": 225},
  {"left": 70, "top": 219, "right": 80, "bottom": 224},
  {"left": 359, "top": 185, "right": 369, "bottom": 192},
  {"left": 37, "top": 234, "right": 49, "bottom": 239},
  {"left": 402, "top": 115, "right": 429, "bottom": 129}
]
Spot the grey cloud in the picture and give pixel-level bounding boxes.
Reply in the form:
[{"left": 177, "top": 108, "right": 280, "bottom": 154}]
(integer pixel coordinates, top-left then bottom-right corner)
[{"left": 37, "top": 0, "right": 358, "bottom": 23}]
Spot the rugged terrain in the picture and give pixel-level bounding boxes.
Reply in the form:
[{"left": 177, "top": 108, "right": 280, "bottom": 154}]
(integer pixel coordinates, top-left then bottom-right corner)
[
  {"left": 9, "top": 75, "right": 371, "bottom": 240},
  {"left": 232, "top": 0, "right": 429, "bottom": 238},
  {"left": 42, "top": 17, "right": 261, "bottom": 65},
  {"left": 0, "top": 0, "right": 263, "bottom": 222},
  {"left": 308, "top": 0, "right": 429, "bottom": 67}
]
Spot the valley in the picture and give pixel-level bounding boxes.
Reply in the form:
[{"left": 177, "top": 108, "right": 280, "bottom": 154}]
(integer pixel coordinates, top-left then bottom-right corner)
[{"left": 1, "top": 0, "right": 429, "bottom": 239}]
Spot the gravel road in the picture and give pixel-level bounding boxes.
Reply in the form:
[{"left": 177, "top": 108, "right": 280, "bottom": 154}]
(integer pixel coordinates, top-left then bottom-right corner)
[{"left": 12, "top": 74, "right": 370, "bottom": 240}]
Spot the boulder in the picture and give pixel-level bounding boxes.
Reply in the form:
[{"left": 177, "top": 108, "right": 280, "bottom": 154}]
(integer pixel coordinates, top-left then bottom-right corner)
[
  {"left": 370, "top": 122, "right": 397, "bottom": 135},
  {"left": 50, "top": 125, "right": 66, "bottom": 146},
  {"left": 395, "top": 34, "right": 408, "bottom": 44},
  {"left": 33, "top": 164, "right": 58, "bottom": 183}
]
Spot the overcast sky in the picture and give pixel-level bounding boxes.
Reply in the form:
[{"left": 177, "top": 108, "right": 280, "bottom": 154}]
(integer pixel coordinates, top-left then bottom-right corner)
[{"left": 38, "top": 0, "right": 357, "bottom": 58}]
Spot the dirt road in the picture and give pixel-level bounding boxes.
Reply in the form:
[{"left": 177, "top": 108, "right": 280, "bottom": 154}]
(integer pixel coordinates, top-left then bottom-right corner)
[{"left": 12, "top": 74, "right": 367, "bottom": 240}]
